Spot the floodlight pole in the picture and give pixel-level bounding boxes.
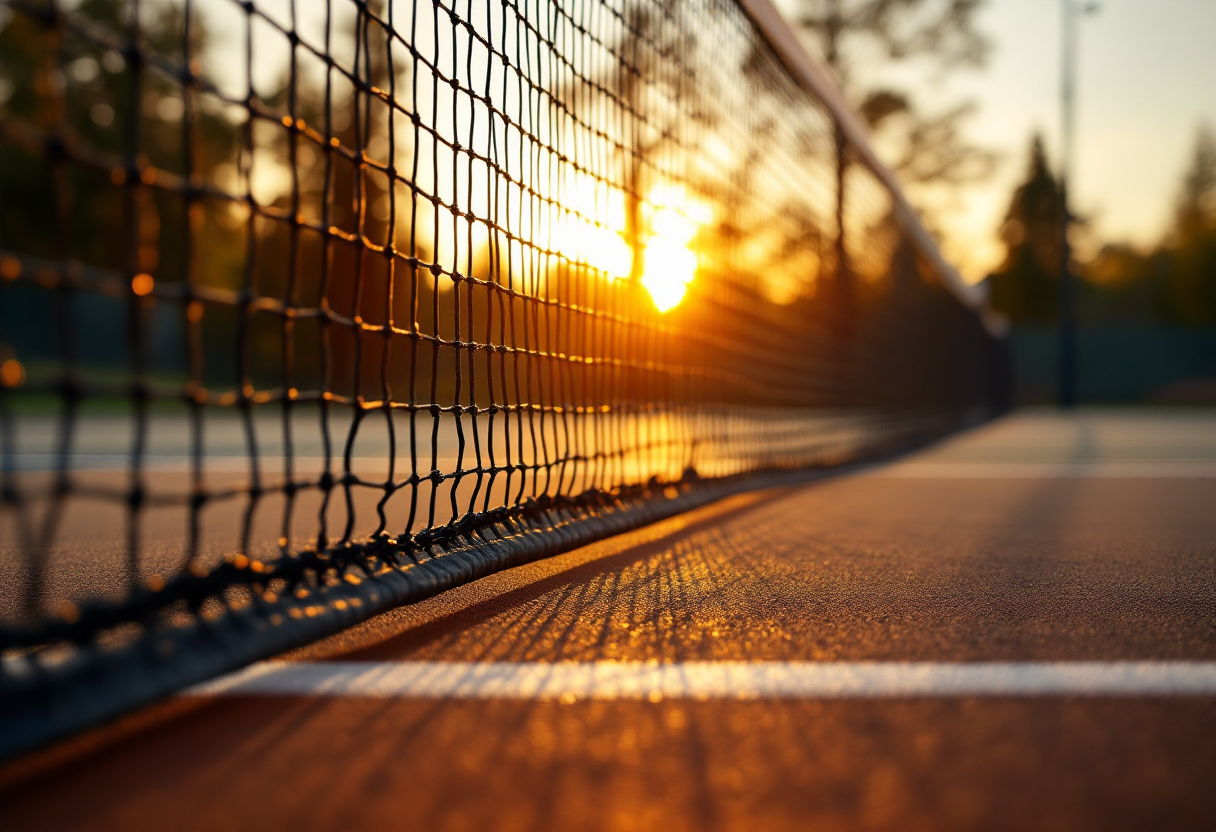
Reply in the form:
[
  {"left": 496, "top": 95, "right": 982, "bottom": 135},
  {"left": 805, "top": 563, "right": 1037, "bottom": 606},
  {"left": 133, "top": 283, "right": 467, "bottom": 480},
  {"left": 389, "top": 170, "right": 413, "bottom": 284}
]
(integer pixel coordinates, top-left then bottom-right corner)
[
  {"left": 1058, "top": 0, "right": 1078, "bottom": 408},
  {"left": 1058, "top": 0, "right": 1096, "bottom": 408}
]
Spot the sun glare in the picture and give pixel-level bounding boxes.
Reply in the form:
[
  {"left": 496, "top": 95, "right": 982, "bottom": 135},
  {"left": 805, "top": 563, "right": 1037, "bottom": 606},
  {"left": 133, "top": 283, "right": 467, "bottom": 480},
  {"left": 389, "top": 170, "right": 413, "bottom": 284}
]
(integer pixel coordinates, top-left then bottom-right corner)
[
  {"left": 640, "top": 184, "right": 706, "bottom": 313},
  {"left": 642, "top": 240, "right": 697, "bottom": 312},
  {"left": 552, "top": 180, "right": 707, "bottom": 312},
  {"left": 553, "top": 179, "right": 633, "bottom": 280}
]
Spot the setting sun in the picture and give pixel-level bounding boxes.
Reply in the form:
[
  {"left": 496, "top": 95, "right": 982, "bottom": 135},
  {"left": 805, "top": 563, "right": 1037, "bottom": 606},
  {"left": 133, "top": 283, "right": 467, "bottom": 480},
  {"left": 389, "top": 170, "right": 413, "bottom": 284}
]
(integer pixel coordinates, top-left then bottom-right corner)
[
  {"left": 642, "top": 240, "right": 697, "bottom": 312},
  {"left": 639, "top": 184, "right": 708, "bottom": 312},
  {"left": 554, "top": 181, "right": 708, "bottom": 312}
]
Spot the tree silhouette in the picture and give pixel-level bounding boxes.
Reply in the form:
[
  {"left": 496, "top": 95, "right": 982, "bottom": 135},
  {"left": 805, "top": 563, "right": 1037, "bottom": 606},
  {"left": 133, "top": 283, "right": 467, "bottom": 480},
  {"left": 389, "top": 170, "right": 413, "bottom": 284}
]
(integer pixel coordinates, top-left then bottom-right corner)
[
  {"left": 989, "top": 127, "right": 1216, "bottom": 327},
  {"left": 1159, "top": 125, "right": 1216, "bottom": 324},
  {"left": 986, "top": 135, "right": 1065, "bottom": 323},
  {"left": 796, "top": 0, "right": 995, "bottom": 207}
]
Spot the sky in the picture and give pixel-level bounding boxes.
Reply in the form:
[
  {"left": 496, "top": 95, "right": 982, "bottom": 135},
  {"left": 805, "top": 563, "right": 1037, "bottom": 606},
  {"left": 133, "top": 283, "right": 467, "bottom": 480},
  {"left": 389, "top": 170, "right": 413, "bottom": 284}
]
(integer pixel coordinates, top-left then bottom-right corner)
[{"left": 781, "top": 0, "right": 1216, "bottom": 283}]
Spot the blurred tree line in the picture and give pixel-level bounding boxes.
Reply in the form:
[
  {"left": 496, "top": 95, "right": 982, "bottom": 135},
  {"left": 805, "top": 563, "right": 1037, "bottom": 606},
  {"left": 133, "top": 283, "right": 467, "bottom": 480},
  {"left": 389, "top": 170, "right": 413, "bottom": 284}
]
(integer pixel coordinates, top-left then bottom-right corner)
[
  {"left": 0, "top": 0, "right": 426, "bottom": 400},
  {"left": 988, "top": 127, "right": 1216, "bottom": 327}
]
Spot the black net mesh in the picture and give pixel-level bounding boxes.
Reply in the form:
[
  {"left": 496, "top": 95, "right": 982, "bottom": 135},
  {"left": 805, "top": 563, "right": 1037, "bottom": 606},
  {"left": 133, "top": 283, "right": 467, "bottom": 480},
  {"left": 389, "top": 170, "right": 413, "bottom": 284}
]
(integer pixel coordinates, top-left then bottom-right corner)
[{"left": 0, "top": 0, "right": 1009, "bottom": 748}]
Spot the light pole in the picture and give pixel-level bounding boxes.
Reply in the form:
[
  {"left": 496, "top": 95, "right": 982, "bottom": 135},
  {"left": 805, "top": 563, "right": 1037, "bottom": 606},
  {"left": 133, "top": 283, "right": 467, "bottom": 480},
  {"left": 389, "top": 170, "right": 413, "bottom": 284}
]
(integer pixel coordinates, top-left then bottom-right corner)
[{"left": 1058, "top": 0, "right": 1098, "bottom": 408}]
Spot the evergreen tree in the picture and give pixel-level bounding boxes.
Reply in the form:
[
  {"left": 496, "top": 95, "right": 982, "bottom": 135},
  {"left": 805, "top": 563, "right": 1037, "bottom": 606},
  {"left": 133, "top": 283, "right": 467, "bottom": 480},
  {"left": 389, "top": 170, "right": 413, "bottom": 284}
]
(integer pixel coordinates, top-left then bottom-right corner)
[
  {"left": 986, "top": 135, "right": 1065, "bottom": 323},
  {"left": 797, "top": 0, "right": 996, "bottom": 199},
  {"left": 1160, "top": 125, "right": 1216, "bottom": 324}
]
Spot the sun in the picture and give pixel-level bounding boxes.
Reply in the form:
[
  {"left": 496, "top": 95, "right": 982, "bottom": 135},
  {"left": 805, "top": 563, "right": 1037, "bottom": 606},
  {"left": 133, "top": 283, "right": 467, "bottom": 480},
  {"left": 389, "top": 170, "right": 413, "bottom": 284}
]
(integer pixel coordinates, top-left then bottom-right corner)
[
  {"left": 551, "top": 179, "right": 708, "bottom": 313},
  {"left": 639, "top": 184, "right": 708, "bottom": 313}
]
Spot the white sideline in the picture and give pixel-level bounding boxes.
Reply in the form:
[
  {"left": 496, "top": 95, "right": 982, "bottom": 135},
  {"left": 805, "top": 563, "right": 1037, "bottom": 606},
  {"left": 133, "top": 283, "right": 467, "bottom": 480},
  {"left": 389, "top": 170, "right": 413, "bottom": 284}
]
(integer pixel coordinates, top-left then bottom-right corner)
[
  {"left": 864, "top": 462, "right": 1216, "bottom": 478},
  {"left": 186, "top": 661, "right": 1216, "bottom": 699}
]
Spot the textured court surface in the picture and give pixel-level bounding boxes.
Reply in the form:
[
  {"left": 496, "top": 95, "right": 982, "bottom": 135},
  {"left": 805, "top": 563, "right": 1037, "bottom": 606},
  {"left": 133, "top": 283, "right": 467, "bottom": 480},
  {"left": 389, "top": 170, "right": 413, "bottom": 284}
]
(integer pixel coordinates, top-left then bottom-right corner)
[{"left": 3, "top": 409, "right": 1216, "bottom": 831}]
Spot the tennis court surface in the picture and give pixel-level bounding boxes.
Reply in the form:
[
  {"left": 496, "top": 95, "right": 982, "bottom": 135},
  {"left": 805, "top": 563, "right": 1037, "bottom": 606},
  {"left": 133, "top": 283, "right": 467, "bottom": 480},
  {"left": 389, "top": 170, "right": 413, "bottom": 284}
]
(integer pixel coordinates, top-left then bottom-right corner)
[{"left": 3, "top": 408, "right": 1215, "bottom": 831}]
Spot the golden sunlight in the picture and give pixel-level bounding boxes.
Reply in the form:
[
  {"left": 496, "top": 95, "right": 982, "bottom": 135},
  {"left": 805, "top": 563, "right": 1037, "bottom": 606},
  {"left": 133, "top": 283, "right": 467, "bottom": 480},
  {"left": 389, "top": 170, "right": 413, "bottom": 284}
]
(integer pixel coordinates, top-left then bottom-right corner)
[
  {"left": 562, "top": 214, "right": 633, "bottom": 281},
  {"left": 552, "top": 178, "right": 633, "bottom": 280},
  {"left": 550, "top": 179, "right": 708, "bottom": 312},
  {"left": 639, "top": 184, "right": 707, "bottom": 313}
]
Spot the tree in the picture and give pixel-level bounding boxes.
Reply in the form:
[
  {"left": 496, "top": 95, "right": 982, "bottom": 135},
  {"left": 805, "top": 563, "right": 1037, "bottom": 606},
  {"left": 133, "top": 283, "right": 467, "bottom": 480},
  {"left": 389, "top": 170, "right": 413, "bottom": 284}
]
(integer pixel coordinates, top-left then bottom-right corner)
[
  {"left": 986, "top": 135, "right": 1065, "bottom": 323},
  {"left": 0, "top": 0, "right": 243, "bottom": 375},
  {"left": 990, "top": 127, "right": 1216, "bottom": 327},
  {"left": 796, "top": 0, "right": 996, "bottom": 199},
  {"left": 1160, "top": 125, "right": 1216, "bottom": 324},
  {"left": 1173, "top": 124, "right": 1216, "bottom": 234}
]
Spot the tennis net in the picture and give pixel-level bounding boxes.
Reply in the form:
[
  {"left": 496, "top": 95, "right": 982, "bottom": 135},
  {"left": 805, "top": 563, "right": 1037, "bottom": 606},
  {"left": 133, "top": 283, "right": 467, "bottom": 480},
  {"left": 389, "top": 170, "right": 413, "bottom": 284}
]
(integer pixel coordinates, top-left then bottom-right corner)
[{"left": 0, "top": 0, "right": 1010, "bottom": 755}]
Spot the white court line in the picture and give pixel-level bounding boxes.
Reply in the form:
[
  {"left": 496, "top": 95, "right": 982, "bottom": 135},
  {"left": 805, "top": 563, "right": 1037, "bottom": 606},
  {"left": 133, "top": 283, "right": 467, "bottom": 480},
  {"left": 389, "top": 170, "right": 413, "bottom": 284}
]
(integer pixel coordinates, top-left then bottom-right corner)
[
  {"left": 186, "top": 661, "right": 1216, "bottom": 699},
  {"left": 864, "top": 462, "right": 1216, "bottom": 479},
  {"left": 19, "top": 459, "right": 1216, "bottom": 477}
]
